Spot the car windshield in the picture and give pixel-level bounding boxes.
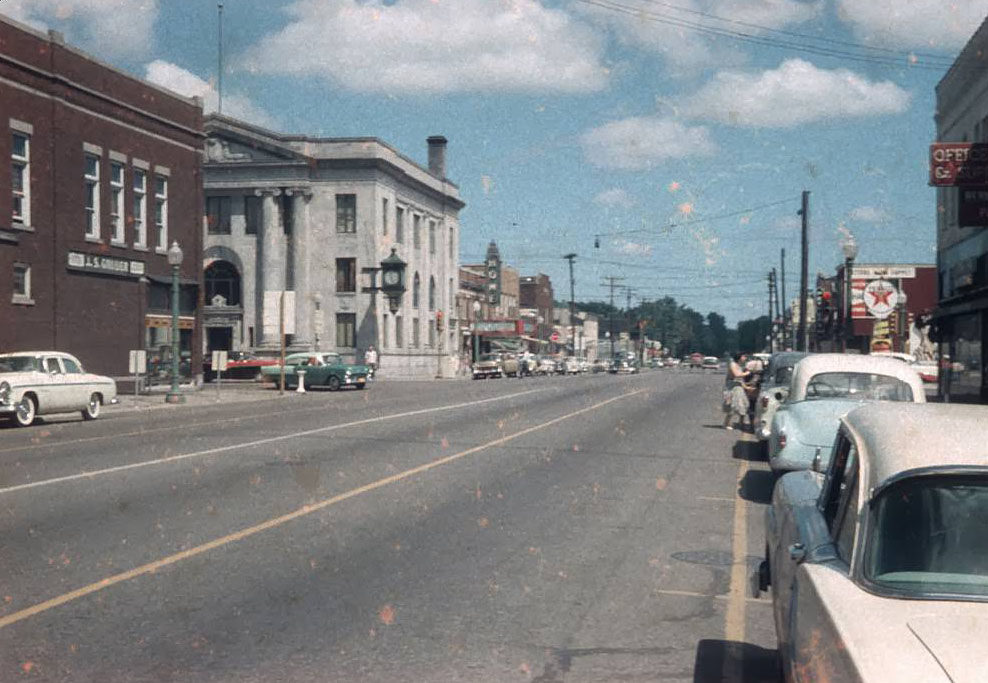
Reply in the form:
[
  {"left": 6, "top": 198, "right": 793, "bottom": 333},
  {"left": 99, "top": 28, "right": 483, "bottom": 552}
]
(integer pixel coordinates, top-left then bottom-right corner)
[
  {"left": 0, "top": 356, "right": 39, "bottom": 373},
  {"left": 865, "top": 476, "right": 988, "bottom": 598},
  {"left": 322, "top": 353, "right": 343, "bottom": 365},
  {"left": 804, "top": 372, "right": 913, "bottom": 401}
]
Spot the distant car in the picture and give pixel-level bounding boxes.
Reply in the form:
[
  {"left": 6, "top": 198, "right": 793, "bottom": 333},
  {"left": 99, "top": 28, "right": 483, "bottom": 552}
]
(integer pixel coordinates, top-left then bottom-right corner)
[
  {"left": 472, "top": 354, "right": 503, "bottom": 380},
  {"left": 754, "top": 352, "right": 810, "bottom": 441},
  {"left": 562, "top": 357, "right": 581, "bottom": 375},
  {"left": 262, "top": 352, "right": 369, "bottom": 390},
  {"left": 591, "top": 359, "right": 609, "bottom": 373},
  {"left": 757, "top": 402, "right": 988, "bottom": 683},
  {"left": 689, "top": 352, "right": 704, "bottom": 369},
  {"left": 500, "top": 353, "right": 520, "bottom": 377},
  {"left": 768, "top": 354, "right": 926, "bottom": 472},
  {"left": 702, "top": 356, "right": 720, "bottom": 370},
  {"left": 537, "top": 357, "right": 557, "bottom": 376},
  {"left": 0, "top": 351, "right": 118, "bottom": 426},
  {"left": 610, "top": 359, "right": 637, "bottom": 374},
  {"left": 203, "top": 351, "right": 278, "bottom": 382}
]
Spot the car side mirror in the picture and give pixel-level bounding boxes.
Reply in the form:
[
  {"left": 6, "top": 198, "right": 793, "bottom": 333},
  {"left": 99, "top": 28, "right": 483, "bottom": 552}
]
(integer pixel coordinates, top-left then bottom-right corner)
[{"left": 789, "top": 542, "right": 807, "bottom": 563}]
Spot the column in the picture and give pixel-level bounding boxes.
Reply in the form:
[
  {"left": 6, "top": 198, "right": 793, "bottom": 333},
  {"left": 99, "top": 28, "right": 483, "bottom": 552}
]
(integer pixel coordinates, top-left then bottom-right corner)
[
  {"left": 256, "top": 188, "right": 283, "bottom": 348},
  {"left": 287, "top": 188, "right": 313, "bottom": 350}
]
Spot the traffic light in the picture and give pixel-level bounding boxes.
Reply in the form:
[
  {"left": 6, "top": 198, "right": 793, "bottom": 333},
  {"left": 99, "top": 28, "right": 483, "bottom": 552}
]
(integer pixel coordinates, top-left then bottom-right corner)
[{"left": 436, "top": 310, "right": 444, "bottom": 331}]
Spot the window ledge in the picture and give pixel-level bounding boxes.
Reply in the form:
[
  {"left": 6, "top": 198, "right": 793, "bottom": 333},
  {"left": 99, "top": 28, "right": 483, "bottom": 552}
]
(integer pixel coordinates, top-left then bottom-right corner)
[
  {"left": 336, "top": 291, "right": 357, "bottom": 296},
  {"left": 155, "top": 247, "right": 168, "bottom": 255},
  {"left": 84, "top": 235, "right": 103, "bottom": 244},
  {"left": 11, "top": 296, "right": 35, "bottom": 306},
  {"left": 133, "top": 245, "right": 149, "bottom": 252},
  {"left": 10, "top": 223, "right": 34, "bottom": 233},
  {"left": 110, "top": 240, "right": 128, "bottom": 249}
]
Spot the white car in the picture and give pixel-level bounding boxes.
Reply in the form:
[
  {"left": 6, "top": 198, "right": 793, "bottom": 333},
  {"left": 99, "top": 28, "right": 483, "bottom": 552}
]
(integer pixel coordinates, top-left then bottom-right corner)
[{"left": 0, "top": 351, "right": 118, "bottom": 427}]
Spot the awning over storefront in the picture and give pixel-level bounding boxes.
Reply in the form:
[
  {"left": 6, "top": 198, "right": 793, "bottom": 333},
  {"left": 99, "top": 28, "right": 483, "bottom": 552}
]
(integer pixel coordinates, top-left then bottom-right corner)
[{"left": 489, "top": 338, "right": 523, "bottom": 351}]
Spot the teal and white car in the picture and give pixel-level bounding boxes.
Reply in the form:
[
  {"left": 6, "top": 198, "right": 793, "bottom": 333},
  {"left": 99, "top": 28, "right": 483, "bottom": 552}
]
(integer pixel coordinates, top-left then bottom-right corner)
[
  {"left": 0, "top": 351, "right": 117, "bottom": 427},
  {"left": 261, "top": 352, "right": 369, "bottom": 390},
  {"left": 768, "top": 354, "right": 925, "bottom": 473}
]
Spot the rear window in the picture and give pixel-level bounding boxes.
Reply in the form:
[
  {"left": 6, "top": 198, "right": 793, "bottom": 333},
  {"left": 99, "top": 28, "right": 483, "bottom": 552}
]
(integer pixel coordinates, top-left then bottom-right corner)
[
  {"left": 865, "top": 476, "right": 988, "bottom": 598},
  {"left": 805, "top": 372, "right": 913, "bottom": 402},
  {"left": 0, "top": 356, "right": 38, "bottom": 373}
]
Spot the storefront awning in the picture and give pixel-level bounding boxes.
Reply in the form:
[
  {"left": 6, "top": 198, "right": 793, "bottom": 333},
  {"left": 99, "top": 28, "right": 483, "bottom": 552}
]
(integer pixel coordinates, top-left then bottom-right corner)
[{"left": 489, "top": 338, "right": 523, "bottom": 351}]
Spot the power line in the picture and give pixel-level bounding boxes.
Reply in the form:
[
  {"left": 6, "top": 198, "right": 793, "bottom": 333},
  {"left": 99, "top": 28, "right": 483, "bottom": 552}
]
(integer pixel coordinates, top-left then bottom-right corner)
[{"left": 595, "top": 197, "right": 800, "bottom": 238}]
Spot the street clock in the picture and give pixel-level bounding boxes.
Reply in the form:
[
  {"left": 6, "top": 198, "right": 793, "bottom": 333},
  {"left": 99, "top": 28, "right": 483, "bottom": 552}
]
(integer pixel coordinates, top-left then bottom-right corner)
[{"left": 379, "top": 248, "right": 407, "bottom": 313}]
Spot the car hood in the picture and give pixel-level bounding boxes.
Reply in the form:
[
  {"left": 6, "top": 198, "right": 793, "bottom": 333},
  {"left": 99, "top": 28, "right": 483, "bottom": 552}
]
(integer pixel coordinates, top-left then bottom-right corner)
[{"left": 784, "top": 400, "right": 863, "bottom": 448}]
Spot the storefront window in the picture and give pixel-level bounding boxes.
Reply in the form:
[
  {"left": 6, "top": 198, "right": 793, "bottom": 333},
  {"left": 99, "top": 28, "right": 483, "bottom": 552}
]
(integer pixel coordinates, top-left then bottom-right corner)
[{"left": 948, "top": 313, "right": 983, "bottom": 402}]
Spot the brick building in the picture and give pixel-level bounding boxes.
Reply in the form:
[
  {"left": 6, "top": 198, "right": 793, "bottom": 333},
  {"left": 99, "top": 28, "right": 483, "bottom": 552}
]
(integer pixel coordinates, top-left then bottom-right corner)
[{"left": 0, "top": 16, "right": 204, "bottom": 377}]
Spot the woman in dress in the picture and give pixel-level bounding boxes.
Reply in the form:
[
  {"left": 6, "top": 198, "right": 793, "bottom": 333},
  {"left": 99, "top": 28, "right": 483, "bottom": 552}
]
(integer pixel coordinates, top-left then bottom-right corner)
[{"left": 722, "top": 353, "right": 752, "bottom": 431}]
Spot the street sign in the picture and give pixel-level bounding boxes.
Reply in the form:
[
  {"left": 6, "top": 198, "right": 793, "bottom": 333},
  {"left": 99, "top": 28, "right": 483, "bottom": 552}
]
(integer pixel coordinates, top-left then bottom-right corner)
[
  {"left": 128, "top": 349, "right": 147, "bottom": 374},
  {"left": 211, "top": 350, "right": 229, "bottom": 371},
  {"left": 550, "top": 331, "right": 560, "bottom": 342},
  {"left": 930, "top": 142, "right": 988, "bottom": 186}
]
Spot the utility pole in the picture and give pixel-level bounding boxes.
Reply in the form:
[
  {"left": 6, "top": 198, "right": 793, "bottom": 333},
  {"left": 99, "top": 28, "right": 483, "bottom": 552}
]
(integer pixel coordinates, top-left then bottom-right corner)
[
  {"left": 772, "top": 267, "right": 781, "bottom": 351},
  {"left": 767, "top": 271, "right": 775, "bottom": 353},
  {"left": 797, "top": 190, "right": 810, "bottom": 352},
  {"left": 780, "top": 248, "right": 787, "bottom": 349},
  {"left": 564, "top": 253, "right": 577, "bottom": 358},
  {"left": 601, "top": 276, "right": 625, "bottom": 359},
  {"left": 625, "top": 287, "right": 636, "bottom": 357},
  {"left": 217, "top": 4, "right": 224, "bottom": 115}
]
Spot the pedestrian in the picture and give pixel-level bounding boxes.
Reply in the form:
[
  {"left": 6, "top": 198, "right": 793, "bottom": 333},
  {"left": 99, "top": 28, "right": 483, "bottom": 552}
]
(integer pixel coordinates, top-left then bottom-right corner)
[
  {"left": 364, "top": 345, "right": 378, "bottom": 379},
  {"left": 722, "top": 352, "right": 752, "bottom": 431}
]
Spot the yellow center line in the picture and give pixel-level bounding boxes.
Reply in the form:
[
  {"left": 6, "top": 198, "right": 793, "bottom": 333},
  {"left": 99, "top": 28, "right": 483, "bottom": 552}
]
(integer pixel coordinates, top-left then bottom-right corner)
[
  {"left": 722, "top": 455, "right": 751, "bottom": 680},
  {"left": 0, "top": 387, "right": 645, "bottom": 631}
]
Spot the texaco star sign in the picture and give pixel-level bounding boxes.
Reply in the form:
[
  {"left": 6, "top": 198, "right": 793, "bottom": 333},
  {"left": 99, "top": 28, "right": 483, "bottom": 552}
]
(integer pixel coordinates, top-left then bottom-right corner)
[{"left": 863, "top": 279, "right": 899, "bottom": 319}]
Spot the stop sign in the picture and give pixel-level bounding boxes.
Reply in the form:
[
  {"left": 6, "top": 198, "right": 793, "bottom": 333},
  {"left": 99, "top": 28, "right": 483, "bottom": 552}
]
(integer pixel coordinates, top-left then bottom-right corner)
[{"left": 550, "top": 332, "right": 560, "bottom": 342}]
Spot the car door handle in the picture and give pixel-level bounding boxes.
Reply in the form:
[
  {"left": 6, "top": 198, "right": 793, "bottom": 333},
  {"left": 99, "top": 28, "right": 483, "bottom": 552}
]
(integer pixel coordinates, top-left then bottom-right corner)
[{"left": 788, "top": 543, "right": 806, "bottom": 563}]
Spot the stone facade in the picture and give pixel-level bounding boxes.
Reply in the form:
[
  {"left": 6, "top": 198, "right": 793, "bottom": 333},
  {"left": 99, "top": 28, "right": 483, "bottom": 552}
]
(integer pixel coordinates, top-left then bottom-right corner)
[{"left": 202, "top": 115, "right": 463, "bottom": 378}]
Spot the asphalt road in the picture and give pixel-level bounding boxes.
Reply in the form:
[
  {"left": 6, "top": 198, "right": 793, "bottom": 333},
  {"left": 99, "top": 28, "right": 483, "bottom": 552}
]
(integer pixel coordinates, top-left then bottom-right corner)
[{"left": 0, "top": 370, "right": 780, "bottom": 682}]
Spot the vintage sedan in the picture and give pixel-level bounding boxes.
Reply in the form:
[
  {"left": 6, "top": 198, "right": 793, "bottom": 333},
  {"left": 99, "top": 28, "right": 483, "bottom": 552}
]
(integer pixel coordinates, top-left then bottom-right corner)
[
  {"left": 754, "top": 352, "right": 810, "bottom": 441},
  {"left": 472, "top": 354, "right": 503, "bottom": 379},
  {"left": 261, "top": 352, "right": 369, "bottom": 390},
  {"left": 757, "top": 403, "right": 988, "bottom": 683},
  {"left": 0, "top": 351, "right": 118, "bottom": 427},
  {"left": 768, "top": 354, "right": 925, "bottom": 472}
]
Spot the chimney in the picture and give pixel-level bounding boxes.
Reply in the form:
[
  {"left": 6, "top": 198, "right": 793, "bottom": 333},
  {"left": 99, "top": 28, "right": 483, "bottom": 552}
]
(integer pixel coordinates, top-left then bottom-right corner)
[{"left": 427, "top": 136, "right": 447, "bottom": 178}]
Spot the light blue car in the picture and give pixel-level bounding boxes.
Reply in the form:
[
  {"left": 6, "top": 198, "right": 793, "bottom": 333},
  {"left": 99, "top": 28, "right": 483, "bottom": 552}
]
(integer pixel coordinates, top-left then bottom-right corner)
[{"left": 768, "top": 354, "right": 926, "bottom": 473}]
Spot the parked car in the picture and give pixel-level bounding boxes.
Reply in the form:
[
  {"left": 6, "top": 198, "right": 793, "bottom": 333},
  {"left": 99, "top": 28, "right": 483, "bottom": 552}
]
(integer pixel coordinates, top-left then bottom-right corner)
[
  {"left": 203, "top": 351, "right": 278, "bottom": 382},
  {"left": 610, "top": 359, "right": 637, "bottom": 374},
  {"left": 499, "top": 353, "right": 520, "bottom": 377},
  {"left": 754, "top": 352, "right": 810, "bottom": 441},
  {"left": 261, "top": 352, "right": 369, "bottom": 390},
  {"left": 472, "top": 354, "right": 503, "bottom": 379},
  {"left": 689, "top": 352, "right": 704, "bottom": 369},
  {"left": 0, "top": 351, "right": 118, "bottom": 427},
  {"left": 768, "top": 354, "right": 926, "bottom": 473},
  {"left": 702, "top": 356, "right": 720, "bottom": 370},
  {"left": 537, "top": 357, "right": 557, "bottom": 376},
  {"left": 562, "top": 357, "right": 581, "bottom": 375},
  {"left": 756, "top": 402, "right": 988, "bottom": 683},
  {"left": 591, "top": 359, "right": 609, "bottom": 373}
]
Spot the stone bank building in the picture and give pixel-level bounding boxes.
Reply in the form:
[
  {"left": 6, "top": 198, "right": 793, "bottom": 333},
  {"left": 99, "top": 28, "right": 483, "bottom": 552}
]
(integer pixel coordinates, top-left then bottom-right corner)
[{"left": 202, "top": 115, "right": 463, "bottom": 378}]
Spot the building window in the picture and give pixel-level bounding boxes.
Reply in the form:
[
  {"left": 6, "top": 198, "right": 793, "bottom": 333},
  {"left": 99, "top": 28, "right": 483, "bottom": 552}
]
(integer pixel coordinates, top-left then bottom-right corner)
[
  {"left": 110, "top": 162, "right": 125, "bottom": 243},
  {"left": 206, "top": 196, "right": 231, "bottom": 235},
  {"left": 12, "top": 263, "right": 31, "bottom": 303},
  {"left": 413, "top": 272, "right": 421, "bottom": 308},
  {"left": 428, "top": 321, "right": 435, "bottom": 348},
  {"left": 133, "top": 169, "right": 147, "bottom": 247},
  {"left": 382, "top": 314, "right": 389, "bottom": 349},
  {"left": 205, "top": 260, "right": 241, "bottom": 306},
  {"left": 413, "top": 214, "right": 421, "bottom": 249},
  {"left": 84, "top": 153, "right": 100, "bottom": 238},
  {"left": 154, "top": 175, "right": 168, "bottom": 250},
  {"left": 336, "top": 257, "right": 356, "bottom": 292},
  {"left": 382, "top": 197, "right": 389, "bottom": 236},
  {"left": 429, "top": 276, "right": 436, "bottom": 311},
  {"left": 449, "top": 226, "right": 455, "bottom": 259},
  {"left": 449, "top": 278, "right": 454, "bottom": 312},
  {"left": 336, "top": 313, "right": 356, "bottom": 348},
  {"left": 245, "top": 195, "right": 261, "bottom": 235},
  {"left": 336, "top": 193, "right": 356, "bottom": 233},
  {"left": 412, "top": 317, "right": 420, "bottom": 348},
  {"left": 429, "top": 220, "right": 436, "bottom": 254},
  {"left": 395, "top": 206, "right": 404, "bottom": 243},
  {"left": 395, "top": 315, "right": 403, "bottom": 348},
  {"left": 11, "top": 132, "right": 29, "bottom": 226}
]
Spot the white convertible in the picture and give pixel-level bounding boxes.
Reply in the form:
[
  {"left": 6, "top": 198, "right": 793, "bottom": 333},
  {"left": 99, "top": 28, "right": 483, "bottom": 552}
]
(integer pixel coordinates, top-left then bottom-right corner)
[{"left": 0, "top": 351, "right": 117, "bottom": 427}]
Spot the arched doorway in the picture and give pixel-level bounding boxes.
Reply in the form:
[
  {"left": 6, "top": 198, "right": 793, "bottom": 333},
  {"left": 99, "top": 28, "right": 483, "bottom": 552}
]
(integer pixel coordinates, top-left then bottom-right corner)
[{"left": 204, "top": 260, "right": 242, "bottom": 351}]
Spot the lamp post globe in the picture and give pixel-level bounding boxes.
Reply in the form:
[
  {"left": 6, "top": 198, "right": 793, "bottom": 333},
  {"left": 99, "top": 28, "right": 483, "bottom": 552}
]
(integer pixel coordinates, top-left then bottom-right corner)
[{"left": 165, "top": 240, "right": 185, "bottom": 404}]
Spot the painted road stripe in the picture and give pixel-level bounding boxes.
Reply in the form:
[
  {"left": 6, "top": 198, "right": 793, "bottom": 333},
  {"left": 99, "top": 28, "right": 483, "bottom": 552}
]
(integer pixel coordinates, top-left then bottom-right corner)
[
  {"left": 0, "top": 388, "right": 645, "bottom": 631},
  {"left": 722, "top": 456, "right": 751, "bottom": 680},
  {"left": 0, "top": 388, "right": 545, "bottom": 495}
]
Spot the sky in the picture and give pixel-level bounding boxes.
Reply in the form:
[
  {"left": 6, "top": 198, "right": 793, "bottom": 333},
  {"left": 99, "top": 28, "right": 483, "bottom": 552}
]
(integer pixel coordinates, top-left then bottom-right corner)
[{"left": 2, "top": 0, "right": 983, "bottom": 324}]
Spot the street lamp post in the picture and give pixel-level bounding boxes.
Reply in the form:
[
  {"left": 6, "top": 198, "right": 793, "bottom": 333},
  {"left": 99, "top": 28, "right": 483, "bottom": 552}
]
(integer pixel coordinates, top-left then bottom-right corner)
[
  {"left": 841, "top": 235, "right": 858, "bottom": 353},
  {"left": 165, "top": 240, "right": 185, "bottom": 404},
  {"left": 472, "top": 300, "right": 482, "bottom": 364}
]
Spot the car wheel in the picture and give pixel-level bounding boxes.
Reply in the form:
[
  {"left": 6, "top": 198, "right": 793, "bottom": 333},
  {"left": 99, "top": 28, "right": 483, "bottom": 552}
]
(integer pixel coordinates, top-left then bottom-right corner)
[
  {"left": 82, "top": 393, "right": 102, "bottom": 420},
  {"left": 326, "top": 375, "right": 342, "bottom": 391},
  {"left": 14, "top": 394, "right": 37, "bottom": 427}
]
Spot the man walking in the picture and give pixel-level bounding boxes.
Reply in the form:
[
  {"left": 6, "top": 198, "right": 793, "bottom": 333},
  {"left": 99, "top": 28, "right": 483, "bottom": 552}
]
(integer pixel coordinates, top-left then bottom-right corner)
[{"left": 364, "top": 345, "right": 378, "bottom": 379}]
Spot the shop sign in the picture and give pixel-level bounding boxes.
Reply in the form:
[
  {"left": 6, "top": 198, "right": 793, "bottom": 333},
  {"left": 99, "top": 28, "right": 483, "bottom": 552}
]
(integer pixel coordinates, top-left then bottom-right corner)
[
  {"left": 850, "top": 266, "right": 915, "bottom": 280},
  {"left": 862, "top": 280, "right": 899, "bottom": 319},
  {"left": 930, "top": 142, "right": 988, "bottom": 186},
  {"left": 958, "top": 188, "right": 988, "bottom": 226},
  {"left": 474, "top": 320, "right": 515, "bottom": 333},
  {"left": 145, "top": 314, "right": 194, "bottom": 330},
  {"left": 67, "top": 251, "right": 145, "bottom": 277}
]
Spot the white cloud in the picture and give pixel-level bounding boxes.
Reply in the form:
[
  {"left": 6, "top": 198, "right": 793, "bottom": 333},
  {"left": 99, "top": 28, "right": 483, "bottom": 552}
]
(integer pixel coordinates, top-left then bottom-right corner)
[
  {"left": 837, "top": 0, "right": 987, "bottom": 50},
  {"left": 144, "top": 61, "right": 276, "bottom": 129},
  {"left": 578, "top": 0, "right": 821, "bottom": 72},
  {"left": 0, "top": 0, "right": 158, "bottom": 58},
  {"left": 615, "top": 239, "right": 652, "bottom": 256},
  {"left": 848, "top": 205, "right": 891, "bottom": 223},
  {"left": 593, "top": 188, "right": 635, "bottom": 208},
  {"left": 681, "top": 59, "right": 911, "bottom": 128},
  {"left": 581, "top": 117, "right": 716, "bottom": 170},
  {"left": 241, "top": 0, "right": 608, "bottom": 94}
]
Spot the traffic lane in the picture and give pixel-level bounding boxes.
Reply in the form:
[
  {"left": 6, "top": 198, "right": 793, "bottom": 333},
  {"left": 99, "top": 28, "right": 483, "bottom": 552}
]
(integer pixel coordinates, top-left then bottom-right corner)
[
  {"left": 0, "top": 380, "right": 554, "bottom": 491},
  {"left": 0, "top": 372, "right": 759, "bottom": 681},
  {"left": 0, "top": 376, "right": 658, "bottom": 628}
]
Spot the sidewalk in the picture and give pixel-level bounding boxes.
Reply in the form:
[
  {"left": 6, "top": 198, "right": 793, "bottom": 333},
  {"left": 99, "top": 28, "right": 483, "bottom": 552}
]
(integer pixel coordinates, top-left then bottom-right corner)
[{"left": 109, "top": 381, "right": 284, "bottom": 413}]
